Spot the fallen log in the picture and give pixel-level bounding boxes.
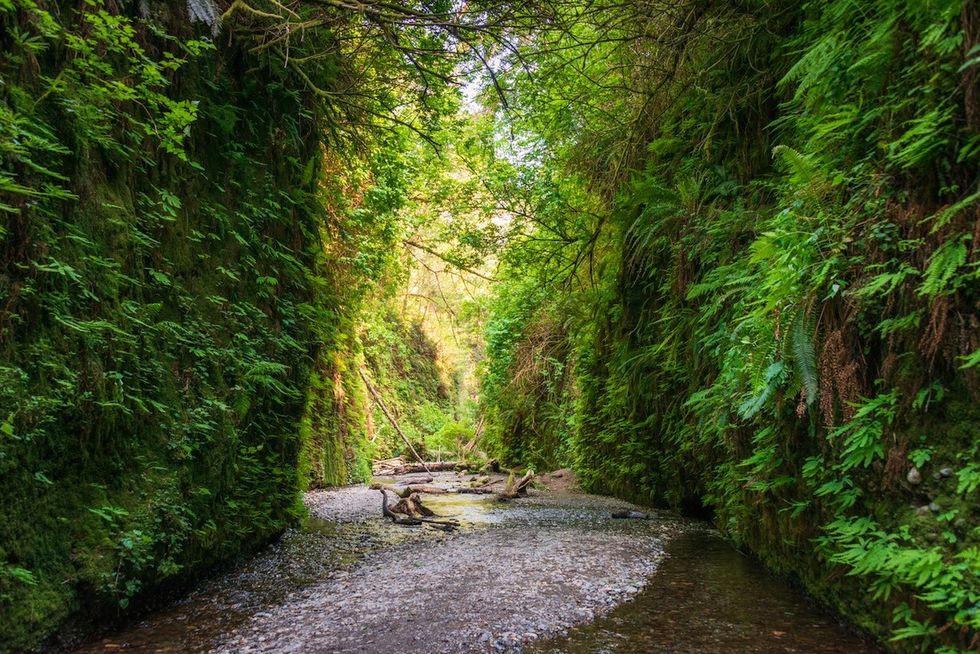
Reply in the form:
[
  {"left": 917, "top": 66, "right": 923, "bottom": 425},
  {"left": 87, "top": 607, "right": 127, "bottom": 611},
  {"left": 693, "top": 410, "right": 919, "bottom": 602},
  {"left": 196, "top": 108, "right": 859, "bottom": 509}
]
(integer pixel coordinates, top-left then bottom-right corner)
[
  {"left": 395, "top": 484, "right": 449, "bottom": 497},
  {"left": 394, "top": 475, "right": 434, "bottom": 486},
  {"left": 381, "top": 461, "right": 458, "bottom": 475},
  {"left": 454, "top": 475, "right": 504, "bottom": 494},
  {"left": 411, "top": 461, "right": 458, "bottom": 473},
  {"left": 419, "top": 517, "right": 460, "bottom": 530},
  {"left": 372, "top": 456, "right": 408, "bottom": 476}
]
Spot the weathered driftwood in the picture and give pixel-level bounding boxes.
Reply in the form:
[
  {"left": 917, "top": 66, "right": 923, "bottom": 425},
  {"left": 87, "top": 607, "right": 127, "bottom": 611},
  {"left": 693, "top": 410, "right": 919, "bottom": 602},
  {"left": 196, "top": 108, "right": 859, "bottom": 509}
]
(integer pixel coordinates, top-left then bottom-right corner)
[
  {"left": 394, "top": 474, "right": 434, "bottom": 486},
  {"left": 388, "top": 492, "right": 436, "bottom": 517},
  {"left": 454, "top": 475, "right": 504, "bottom": 494},
  {"left": 456, "top": 487, "right": 494, "bottom": 495},
  {"left": 380, "top": 489, "right": 422, "bottom": 525},
  {"left": 375, "top": 460, "right": 459, "bottom": 476},
  {"left": 379, "top": 489, "right": 459, "bottom": 530},
  {"left": 395, "top": 484, "right": 449, "bottom": 497},
  {"left": 403, "top": 461, "right": 458, "bottom": 473},
  {"left": 498, "top": 469, "right": 534, "bottom": 500}
]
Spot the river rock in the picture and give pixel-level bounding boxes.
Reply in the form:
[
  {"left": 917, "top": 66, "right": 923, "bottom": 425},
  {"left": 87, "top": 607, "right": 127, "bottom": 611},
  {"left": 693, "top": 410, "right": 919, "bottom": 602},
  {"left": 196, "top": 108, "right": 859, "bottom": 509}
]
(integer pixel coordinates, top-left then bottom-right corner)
[
  {"left": 915, "top": 505, "right": 931, "bottom": 517},
  {"left": 611, "top": 510, "right": 649, "bottom": 519},
  {"left": 939, "top": 467, "right": 953, "bottom": 478},
  {"left": 928, "top": 502, "right": 940, "bottom": 512},
  {"left": 906, "top": 467, "right": 922, "bottom": 485}
]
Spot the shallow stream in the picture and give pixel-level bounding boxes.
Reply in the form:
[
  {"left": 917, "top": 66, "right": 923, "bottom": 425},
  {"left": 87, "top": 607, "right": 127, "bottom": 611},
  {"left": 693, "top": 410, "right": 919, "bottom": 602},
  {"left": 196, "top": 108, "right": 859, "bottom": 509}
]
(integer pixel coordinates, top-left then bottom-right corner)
[{"left": 531, "top": 528, "right": 878, "bottom": 653}]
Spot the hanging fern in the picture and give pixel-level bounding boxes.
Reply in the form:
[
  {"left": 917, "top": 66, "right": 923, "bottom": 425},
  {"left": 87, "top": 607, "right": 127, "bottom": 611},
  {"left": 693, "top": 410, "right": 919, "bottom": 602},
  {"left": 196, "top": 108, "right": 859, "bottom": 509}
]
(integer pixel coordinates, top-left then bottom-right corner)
[
  {"left": 186, "top": 0, "right": 220, "bottom": 35},
  {"left": 918, "top": 233, "right": 969, "bottom": 298},
  {"left": 790, "top": 310, "right": 818, "bottom": 408},
  {"left": 622, "top": 180, "right": 681, "bottom": 273}
]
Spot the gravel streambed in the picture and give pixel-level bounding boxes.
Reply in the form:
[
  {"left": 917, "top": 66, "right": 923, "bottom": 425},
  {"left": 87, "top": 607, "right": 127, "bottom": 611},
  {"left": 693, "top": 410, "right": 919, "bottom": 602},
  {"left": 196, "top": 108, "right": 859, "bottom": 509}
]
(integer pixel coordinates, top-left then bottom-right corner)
[{"left": 75, "top": 473, "right": 675, "bottom": 654}]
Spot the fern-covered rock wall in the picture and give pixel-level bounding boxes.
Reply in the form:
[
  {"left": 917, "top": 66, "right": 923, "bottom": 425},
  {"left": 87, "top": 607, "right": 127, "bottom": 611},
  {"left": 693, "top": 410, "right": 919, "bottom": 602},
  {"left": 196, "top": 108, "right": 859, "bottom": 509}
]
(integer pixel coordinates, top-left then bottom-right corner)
[
  {"left": 482, "top": 1, "right": 979, "bottom": 650},
  {"left": 0, "top": 3, "right": 371, "bottom": 649}
]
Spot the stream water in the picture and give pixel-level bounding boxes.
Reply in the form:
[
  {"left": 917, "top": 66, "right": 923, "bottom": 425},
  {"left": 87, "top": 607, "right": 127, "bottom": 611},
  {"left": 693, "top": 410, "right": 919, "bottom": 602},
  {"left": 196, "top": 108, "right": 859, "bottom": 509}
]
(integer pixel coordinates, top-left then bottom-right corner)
[
  {"left": 70, "top": 479, "right": 879, "bottom": 654},
  {"left": 531, "top": 528, "right": 879, "bottom": 653}
]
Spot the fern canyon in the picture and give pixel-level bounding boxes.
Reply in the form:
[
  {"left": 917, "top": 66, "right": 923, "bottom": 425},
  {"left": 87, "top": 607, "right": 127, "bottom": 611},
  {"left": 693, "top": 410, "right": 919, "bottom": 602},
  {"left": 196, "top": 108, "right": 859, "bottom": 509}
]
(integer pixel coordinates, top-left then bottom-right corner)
[{"left": 0, "top": 1, "right": 977, "bottom": 653}]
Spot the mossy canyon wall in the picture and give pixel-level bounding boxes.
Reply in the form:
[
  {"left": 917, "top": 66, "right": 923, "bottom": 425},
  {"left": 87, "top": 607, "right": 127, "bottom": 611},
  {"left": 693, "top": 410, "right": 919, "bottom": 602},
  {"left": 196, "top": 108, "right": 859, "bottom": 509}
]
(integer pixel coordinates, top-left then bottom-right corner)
[
  {"left": 480, "top": 1, "right": 979, "bottom": 651},
  {"left": 0, "top": 3, "right": 410, "bottom": 649}
]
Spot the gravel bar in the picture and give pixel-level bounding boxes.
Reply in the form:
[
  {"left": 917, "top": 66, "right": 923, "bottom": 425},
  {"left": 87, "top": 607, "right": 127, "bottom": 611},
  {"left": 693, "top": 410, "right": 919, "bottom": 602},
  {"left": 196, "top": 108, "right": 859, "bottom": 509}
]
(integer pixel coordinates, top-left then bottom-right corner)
[
  {"left": 217, "top": 478, "right": 673, "bottom": 653},
  {"left": 73, "top": 473, "right": 679, "bottom": 654}
]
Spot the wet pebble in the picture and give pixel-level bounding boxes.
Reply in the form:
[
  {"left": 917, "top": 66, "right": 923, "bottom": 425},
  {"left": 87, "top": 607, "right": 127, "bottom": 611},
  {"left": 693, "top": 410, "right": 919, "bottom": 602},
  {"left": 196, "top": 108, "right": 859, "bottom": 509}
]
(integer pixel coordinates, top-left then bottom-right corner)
[
  {"left": 211, "top": 485, "right": 669, "bottom": 654},
  {"left": 73, "top": 473, "right": 675, "bottom": 654}
]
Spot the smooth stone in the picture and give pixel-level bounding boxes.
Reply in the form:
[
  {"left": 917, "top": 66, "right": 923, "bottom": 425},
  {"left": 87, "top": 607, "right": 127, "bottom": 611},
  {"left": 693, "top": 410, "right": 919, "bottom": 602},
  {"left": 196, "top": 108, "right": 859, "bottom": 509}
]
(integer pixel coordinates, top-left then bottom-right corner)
[
  {"left": 929, "top": 502, "right": 940, "bottom": 512},
  {"left": 939, "top": 467, "right": 953, "bottom": 478},
  {"left": 611, "top": 510, "right": 649, "bottom": 519},
  {"left": 915, "top": 505, "right": 931, "bottom": 517},
  {"left": 906, "top": 467, "right": 922, "bottom": 484}
]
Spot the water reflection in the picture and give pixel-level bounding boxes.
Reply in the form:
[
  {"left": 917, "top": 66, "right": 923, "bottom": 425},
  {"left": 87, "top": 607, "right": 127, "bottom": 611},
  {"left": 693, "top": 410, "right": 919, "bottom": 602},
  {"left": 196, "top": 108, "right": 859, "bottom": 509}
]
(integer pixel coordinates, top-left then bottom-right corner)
[{"left": 530, "top": 529, "right": 880, "bottom": 654}]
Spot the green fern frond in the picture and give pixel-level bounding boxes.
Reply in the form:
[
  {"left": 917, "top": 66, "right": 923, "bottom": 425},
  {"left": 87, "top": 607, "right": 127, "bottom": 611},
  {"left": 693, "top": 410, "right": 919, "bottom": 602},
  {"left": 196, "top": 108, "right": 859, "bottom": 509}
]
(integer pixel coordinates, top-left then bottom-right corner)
[
  {"left": 790, "top": 311, "right": 818, "bottom": 407},
  {"left": 918, "top": 233, "right": 969, "bottom": 298}
]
